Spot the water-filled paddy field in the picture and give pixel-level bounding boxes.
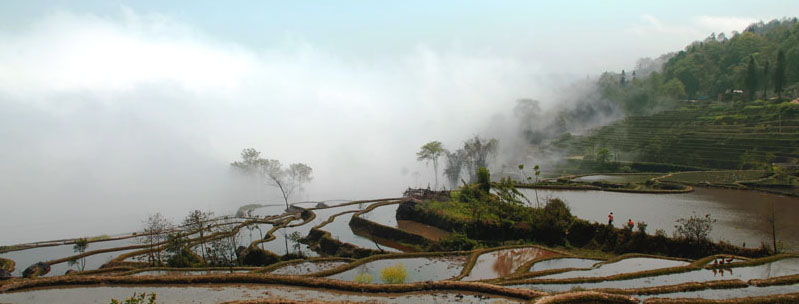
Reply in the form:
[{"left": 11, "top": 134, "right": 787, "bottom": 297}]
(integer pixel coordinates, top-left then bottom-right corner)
[
  {"left": 2, "top": 191, "right": 799, "bottom": 303},
  {"left": 326, "top": 255, "right": 467, "bottom": 283},
  {"left": 520, "top": 186, "right": 799, "bottom": 249},
  {"left": 0, "top": 284, "right": 522, "bottom": 304}
]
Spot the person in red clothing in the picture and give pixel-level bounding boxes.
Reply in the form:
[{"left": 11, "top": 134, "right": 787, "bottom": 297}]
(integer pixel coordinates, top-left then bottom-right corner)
[
  {"left": 627, "top": 219, "right": 634, "bottom": 229},
  {"left": 608, "top": 212, "right": 614, "bottom": 226}
]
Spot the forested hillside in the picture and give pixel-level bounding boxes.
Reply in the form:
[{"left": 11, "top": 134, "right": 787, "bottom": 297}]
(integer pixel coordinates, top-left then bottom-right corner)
[
  {"left": 552, "top": 18, "right": 799, "bottom": 170},
  {"left": 599, "top": 18, "right": 799, "bottom": 116}
]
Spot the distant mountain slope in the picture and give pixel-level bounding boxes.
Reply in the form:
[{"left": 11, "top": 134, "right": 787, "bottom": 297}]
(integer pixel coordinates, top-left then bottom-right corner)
[
  {"left": 555, "top": 99, "right": 799, "bottom": 169},
  {"left": 545, "top": 18, "right": 799, "bottom": 170},
  {"left": 597, "top": 18, "right": 799, "bottom": 116}
]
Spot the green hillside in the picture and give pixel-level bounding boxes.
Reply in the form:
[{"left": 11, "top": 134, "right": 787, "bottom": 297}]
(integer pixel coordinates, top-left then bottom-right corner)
[
  {"left": 597, "top": 18, "right": 799, "bottom": 116},
  {"left": 549, "top": 18, "right": 799, "bottom": 171},
  {"left": 555, "top": 99, "right": 799, "bottom": 169}
]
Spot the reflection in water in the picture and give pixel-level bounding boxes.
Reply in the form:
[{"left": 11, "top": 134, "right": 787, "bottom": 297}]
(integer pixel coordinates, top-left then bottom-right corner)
[
  {"left": 465, "top": 247, "right": 556, "bottom": 281},
  {"left": 520, "top": 187, "right": 799, "bottom": 249}
]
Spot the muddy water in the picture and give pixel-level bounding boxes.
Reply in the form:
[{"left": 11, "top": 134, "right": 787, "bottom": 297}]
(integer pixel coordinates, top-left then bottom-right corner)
[
  {"left": 518, "top": 257, "right": 799, "bottom": 293},
  {"left": 327, "top": 255, "right": 467, "bottom": 283},
  {"left": 270, "top": 261, "right": 350, "bottom": 275},
  {"left": 528, "top": 258, "right": 601, "bottom": 272},
  {"left": 520, "top": 187, "right": 799, "bottom": 249},
  {"left": 463, "top": 247, "right": 557, "bottom": 281},
  {"left": 538, "top": 257, "right": 689, "bottom": 280},
  {"left": 322, "top": 212, "right": 401, "bottom": 252},
  {"left": 362, "top": 203, "right": 451, "bottom": 241},
  {"left": 397, "top": 220, "right": 451, "bottom": 241},
  {"left": 0, "top": 284, "right": 522, "bottom": 304}
]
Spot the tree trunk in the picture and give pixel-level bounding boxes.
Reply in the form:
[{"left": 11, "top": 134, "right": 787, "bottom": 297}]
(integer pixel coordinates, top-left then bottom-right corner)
[
  {"left": 433, "top": 159, "right": 439, "bottom": 190},
  {"left": 771, "top": 201, "right": 778, "bottom": 253}
]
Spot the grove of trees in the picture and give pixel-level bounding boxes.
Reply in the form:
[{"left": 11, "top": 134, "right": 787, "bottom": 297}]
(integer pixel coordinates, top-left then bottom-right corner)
[{"left": 231, "top": 148, "right": 313, "bottom": 209}]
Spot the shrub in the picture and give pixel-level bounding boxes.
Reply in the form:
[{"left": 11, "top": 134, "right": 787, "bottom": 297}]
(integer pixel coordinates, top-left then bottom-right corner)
[
  {"left": 354, "top": 272, "right": 373, "bottom": 283},
  {"left": 535, "top": 198, "right": 573, "bottom": 245},
  {"left": 110, "top": 292, "right": 156, "bottom": 304},
  {"left": 166, "top": 247, "right": 203, "bottom": 268},
  {"left": 380, "top": 263, "right": 407, "bottom": 284},
  {"left": 636, "top": 221, "right": 648, "bottom": 234},
  {"left": 566, "top": 219, "right": 596, "bottom": 247},
  {"left": 674, "top": 213, "right": 716, "bottom": 242},
  {"left": 241, "top": 247, "right": 279, "bottom": 266},
  {"left": 477, "top": 167, "right": 491, "bottom": 193},
  {"left": 437, "top": 231, "right": 479, "bottom": 251}
]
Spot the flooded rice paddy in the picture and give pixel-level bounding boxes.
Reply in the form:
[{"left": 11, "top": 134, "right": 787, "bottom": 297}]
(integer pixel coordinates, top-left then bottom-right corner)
[
  {"left": 528, "top": 258, "right": 602, "bottom": 273},
  {"left": 326, "top": 255, "right": 467, "bottom": 283},
  {"left": 521, "top": 187, "right": 799, "bottom": 249},
  {"left": 463, "top": 247, "right": 557, "bottom": 281},
  {"left": 362, "top": 203, "right": 451, "bottom": 241},
  {"left": 517, "top": 257, "right": 799, "bottom": 292},
  {"left": 0, "top": 284, "right": 522, "bottom": 304},
  {"left": 536, "top": 257, "right": 690, "bottom": 279},
  {"left": 269, "top": 260, "right": 350, "bottom": 275},
  {"left": 2, "top": 190, "right": 799, "bottom": 302}
]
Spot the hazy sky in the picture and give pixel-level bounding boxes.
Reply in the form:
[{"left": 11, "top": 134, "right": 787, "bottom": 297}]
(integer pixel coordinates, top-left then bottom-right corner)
[{"left": 0, "top": 1, "right": 796, "bottom": 244}]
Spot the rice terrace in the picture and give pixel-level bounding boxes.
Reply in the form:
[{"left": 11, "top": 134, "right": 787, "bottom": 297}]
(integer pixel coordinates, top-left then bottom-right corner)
[{"left": 2, "top": 2, "right": 799, "bottom": 304}]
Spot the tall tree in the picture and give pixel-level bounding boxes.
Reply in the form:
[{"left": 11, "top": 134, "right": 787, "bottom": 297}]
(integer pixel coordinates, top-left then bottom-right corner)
[
  {"left": 463, "top": 136, "right": 498, "bottom": 183},
  {"left": 745, "top": 55, "right": 757, "bottom": 101},
  {"left": 774, "top": 49, "right": 786, "bottom": 99},
  {"left": 288, "top": 163, "right": 313, "bottom": 199},
  {"left": 620, "top": 70, "right": 626, "bottom": 86},
  {"left": 443, "top": 149, "right": 467, "bottom": 189},
  {"left": 416, "top": 141, "right": 445, "bottom": 189}
]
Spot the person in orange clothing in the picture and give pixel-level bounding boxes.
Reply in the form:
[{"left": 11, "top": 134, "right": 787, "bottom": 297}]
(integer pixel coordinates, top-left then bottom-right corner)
[
  {"left": 608, "top": 212, "right": 614, "bottom": 226},
  {"left": 627, "top": 219, "right": 634, "bottom": 229}
]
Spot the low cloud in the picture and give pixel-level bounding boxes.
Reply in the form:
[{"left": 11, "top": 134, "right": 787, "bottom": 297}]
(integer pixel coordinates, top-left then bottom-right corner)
[{"left": 0, "top": 8, "right": 551, "bottom": 243}]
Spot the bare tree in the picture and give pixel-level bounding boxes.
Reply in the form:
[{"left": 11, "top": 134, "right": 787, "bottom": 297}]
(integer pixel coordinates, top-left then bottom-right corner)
[
  {"left": 139, "top": 213, "right": 173, "bottom": 266},
  {"left": 183, "top": 210, "right": 213, "bottom": 264}
]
